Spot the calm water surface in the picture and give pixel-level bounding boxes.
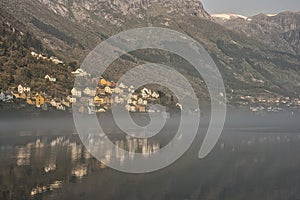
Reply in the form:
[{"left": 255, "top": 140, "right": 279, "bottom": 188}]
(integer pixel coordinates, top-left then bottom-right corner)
[{"left": 0, "top": 111, "right": 300, "bottom": 200}]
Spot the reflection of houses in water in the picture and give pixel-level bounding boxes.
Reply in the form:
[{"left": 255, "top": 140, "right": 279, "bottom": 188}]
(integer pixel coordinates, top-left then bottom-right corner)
[
  {"left": 86, "top": 133, "right": 161, "bottom": 166},
  {"left": 44, "top": 148, "right": 57, "bottom": 173},
  {"left": 71, "top": 164, "right": 88, "bottom": 179},
  {"left": 30, "top": 181, "right": 63, "bottom": 197},
  {"left": 70, "top": 142, "right": 83, "bottom": 162},
  {"left": 16, "top": 147, "right": 31, "bottom": 166}
]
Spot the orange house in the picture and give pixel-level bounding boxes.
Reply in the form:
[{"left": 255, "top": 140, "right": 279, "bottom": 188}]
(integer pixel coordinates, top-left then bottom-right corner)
[
  {"left": 35, "top": 94, "right": 45, "bottom": 107},
  {"left": 99, "top": 78, "right": 107, "bottom": 86}
]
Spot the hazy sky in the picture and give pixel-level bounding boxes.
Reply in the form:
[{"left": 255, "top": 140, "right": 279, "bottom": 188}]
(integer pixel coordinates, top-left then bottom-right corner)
[{"left": 201, "top": 0, "right": 300, "bottom": 16}]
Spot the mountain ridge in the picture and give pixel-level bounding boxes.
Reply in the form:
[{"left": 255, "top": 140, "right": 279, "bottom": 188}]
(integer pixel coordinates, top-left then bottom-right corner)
[{"left": 0, "top": 0, "right": 300, "bottom": 106}]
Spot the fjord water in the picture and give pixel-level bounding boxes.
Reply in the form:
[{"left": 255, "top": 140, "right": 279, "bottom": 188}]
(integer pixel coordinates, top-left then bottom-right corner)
[{"left": 0, "top": 111, "right": 300, "bottom": 200}]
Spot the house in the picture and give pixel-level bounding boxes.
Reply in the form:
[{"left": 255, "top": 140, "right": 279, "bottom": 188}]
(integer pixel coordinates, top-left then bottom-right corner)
[
  {"left": 119, "top": 83, "right": 126, "bottom": 89},
  {"left": 94, "top": 96, "right": 105, "bottom": 105},
  {"left": 31, "top": 51, "right": 38, "bottom": 57},
  {"left": 70, "top": 98, "right": 77, "bottom": 103},
  {"left": 35, "top": 93, "right": 45, "bottom": 108},
  {"left": 50, "top": 99, "right": 59, "bottom": 107},
  {"left": 138, "top": 105, "right": 146, "bottom": 113},
  {"left": 97, "top": 88, "right": 106, "bottom": 95},
  {"left": 143, "top": 100, "right": 148, "bottom": 106},
  {"left": 50, "top": 56, "right": 64, "bottom": 65},
  {"left": 61, "top": 99, "right": 71, "bottom": 108},
  {"left": 152, "top": 92, "right": 159, "bottom": 99},
  {"left": 99, "top": 78, "right": 107, "bottom": 86},
  {"left": 83, "top": 87, "right": 91, "bottom": 95},
  {"left": 56, "top": 104, "right": 66, "bottom": 111},
  {"left": 127, "top": 99, "right": 133, "bottom": 104},
  {"left": 0, "top": 92, "right": 5, "bottom": 101},
  {"left": 83, "top": 87, "right": 96, "bottom": 97},
  {"left": 114, "top": 96, "right": 121, "bottom": 104},
  {"left": 114, "top": 87, "right": 122, "bottom": 94},
  {"left": 18, "top": 84, "right": 30, "bottom": 93},
  {"left": 130, "top": 106, "right": 136, "bottom": 112},
  {"left": 96, "top": 108, "right": 106, "bottom": 113},
  {"left": 66, "top": 95, "right": 77, "bottom": 103},
  {"left": 23, "top": 85, "right": 31, "bottom": 93},
  {"left": 125, "top": 104, "right": 131, "bottom": 111},
  {"left": 141, "top": 88, "right": 150, "bottom": 98},
  {"left": 18, "top": 84, "right": 24, "bottom": 94},
  {"left": 3, "top": 92, "right": 13, "bottom": 102},
  {"left": 72, "top": 69, "right": 89, "bottom": 77},
  {"left": 105, "top": 86, "right": 112, "bottom": 94},
  {"left": 138, "top": 98, "right": 143, "bottom": 105},
  {"left": 71, "top": 88, "right": 82, "bottom": 97},
  {"left": 88, "top": 99, "right": 95, "bottom": 107},
  {"left": 45, "top": 75, "right": 57, "bottom": 82}
]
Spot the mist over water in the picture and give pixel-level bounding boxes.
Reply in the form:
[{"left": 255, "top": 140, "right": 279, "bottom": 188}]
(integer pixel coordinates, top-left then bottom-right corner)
[{"left": 0, "top": 109, "right": 299, "bottom": 199}]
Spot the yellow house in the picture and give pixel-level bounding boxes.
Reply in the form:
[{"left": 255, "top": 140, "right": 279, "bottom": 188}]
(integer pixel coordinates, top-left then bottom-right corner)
[
  {"left": 35, "top": 93, "right": 45, "bottom": 107},
  {"left": 99, "top": 78, "right": 107, "bottom": 86},
  {"left": 94, "top": 96, "right": 105, "bottom": 105}
]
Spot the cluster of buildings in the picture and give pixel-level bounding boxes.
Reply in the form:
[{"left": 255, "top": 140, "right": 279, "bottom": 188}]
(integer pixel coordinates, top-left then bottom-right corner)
[
  {"left": 0, "top": 67, "right": 162, "bottom": 113},
  {"left": 236, "top": 95, "right": 300, "bottom": 112},
  {"left": 0, "top": 84, "right": 72, "bottom": 111},
  {"left": 72, "top": 74, "right": 161, "bottom": 114},
  {"left": 30, "top": 51, "right": 64, "bottom": 65}
]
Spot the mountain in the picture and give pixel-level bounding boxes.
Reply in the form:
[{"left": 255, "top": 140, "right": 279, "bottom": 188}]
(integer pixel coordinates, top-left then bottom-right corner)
[
  {"left": 0, "top": 8, "right": 74, "bottom": 96},
  {"left": 1, "top": 0, "right": 300, "bottom": 106},
  {"left": 214, "top": 12, "right": 300, "bottom": 55}
]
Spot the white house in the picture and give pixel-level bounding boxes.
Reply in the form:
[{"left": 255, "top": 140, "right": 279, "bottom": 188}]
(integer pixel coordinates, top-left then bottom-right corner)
[
  {"left": 138, "top": 98, "right": 143, "bottom": 105},
  {"left": 71, "top": 88, "right": 82, "bottom": 97},
  {"left": 114, "top": 87, "right": 121, "bottom": 94},
  {"left": 130, "top": 106, "right": 136, "bottom": 112},
  {"left": 83, "top": 87, "right": 96, "bottom": 96},
  {"left": 71, "top": 69, "right": 89, "bottom": 77},
  {"left": 45, "top": 75, "right": 57, "bottom": 82},
  {"left": 50, "top": 99, "right": 58, "bottom": 107},
  {"left": 119, "top": 83, "right": 126, "bottom": 89},
  {"left": 31, "top": 51, "right": 38, "bottom": 57},
  {"left": 18, "top": 85, "right": 24, "bottom": 94},
  {"left": 143, "top": 100, "right": 148, "bottom": 106},
  {"left": 69, "top": 98, "right": 77, "bottom": 103},
  {"left": 23, "top": 86, "right": 31, "bottom": 93},
  {"left": 127, "top": 99, "right": 133, "bottom": 104},
  {"left": 141, "top": 88, "right": 150, "bottom": 98},
  {"left": 114, "top": 96, "right": 121, "bottom": 104},
  {"left": 0, "top": 92, "right": 5, "bottom": 101},
  {"left": 152, "top": 92, "right": 159, "bottom": 99},
  {"left": 4, "top": 93, "right": 13, "bottom": 102},
  {"left": 18, "top": 84, "right": 30, "bottom": 93},
  {"left": 105, "top": 86, "right": 112, "bottom": 94},
  {"left": 50, "top": 57, "right": 64, "bottom": 65},
  {"left": 56, "top": 104, "right": 66, "bottom": 111},
  {"left": 131, "top": 94, "right": 138, "bottom": 100}
]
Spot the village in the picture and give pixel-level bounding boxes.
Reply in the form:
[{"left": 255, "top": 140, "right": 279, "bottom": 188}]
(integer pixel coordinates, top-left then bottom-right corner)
[
  {"left": 0, "top": 65, "right": 165, "bottom": 113},
  {"left": 0, "top": 51, "right": 299, "bottom": 114},
  {"left": 71, "top": 68, "right": 162, "bottom": 114}
]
